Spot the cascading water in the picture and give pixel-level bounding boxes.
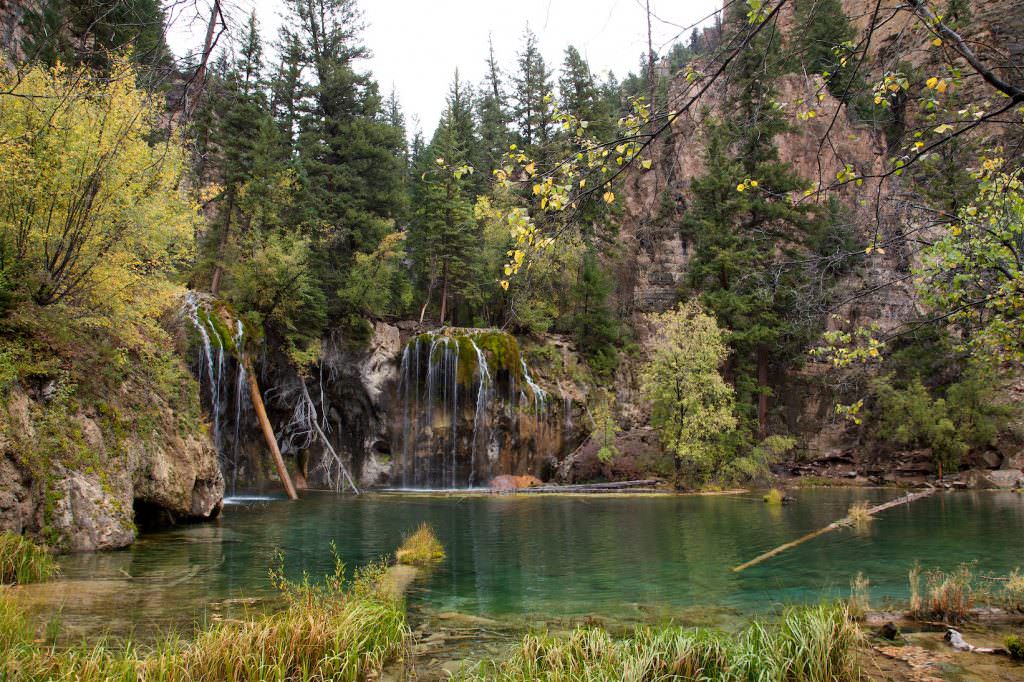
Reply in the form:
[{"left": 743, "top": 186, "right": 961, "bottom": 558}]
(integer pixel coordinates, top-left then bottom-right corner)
[
  {"left": 396, "top": 329, "right": 555, "bottom": 488},
  {"left": 184, "top": 293, "right": 248, "bottom": 492}
]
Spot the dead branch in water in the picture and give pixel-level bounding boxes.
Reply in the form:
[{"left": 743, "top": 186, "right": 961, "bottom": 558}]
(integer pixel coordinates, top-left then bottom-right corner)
[{"left": 732, "top": 488, "right": 936, "bottom": 572}]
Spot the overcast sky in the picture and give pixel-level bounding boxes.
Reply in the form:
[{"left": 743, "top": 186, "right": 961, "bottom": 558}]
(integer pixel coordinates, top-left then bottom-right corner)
[{"left": 167, "top": 0, "right": 719, "bottom": 136}]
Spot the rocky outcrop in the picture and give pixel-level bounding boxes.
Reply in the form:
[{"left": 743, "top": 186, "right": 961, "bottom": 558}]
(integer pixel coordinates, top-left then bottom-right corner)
[{"left": 0, "top": 383, "right": 223, "bottom": 553}]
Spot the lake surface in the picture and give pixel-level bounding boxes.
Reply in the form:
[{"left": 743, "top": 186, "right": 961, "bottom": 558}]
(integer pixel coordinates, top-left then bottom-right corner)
[{"left": 20, "top": 488, "right": 1024, "bottom": 642}]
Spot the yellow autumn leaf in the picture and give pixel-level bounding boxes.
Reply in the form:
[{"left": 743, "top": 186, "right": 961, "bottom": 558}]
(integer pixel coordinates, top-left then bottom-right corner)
[
  {"left": 932, "top": 37, "right": 942, "bottom": 47},
  {"left": 500, "top": 280, "right": 509, "bottom": 291},
  {"left": 936, "top": 79, "right": 948, "bottom": 94},
  {"left": 602, "top": 190, "right": 615, "bottom": 204},
  {"left": 524, "top": 162, "right": 536, "bottom": 176},
  {"left": 641, "top": 159, "right": 652, "bottom": 170},
  {"left": 926, "top": 77, "right": 938, "bottom": 89}
]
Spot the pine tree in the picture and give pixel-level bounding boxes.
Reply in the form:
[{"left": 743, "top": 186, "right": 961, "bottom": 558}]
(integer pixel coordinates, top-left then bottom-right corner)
[
  {"left": 511, "top": 26, "right": 553, "bottom": 153},
  {"left": 683, "top": 11, "right": 823, "bottom": 437},
  {"left": 792, "top": 0, "right": 858, "bottom": 100},
  {"left": 408, "top": 117, "right": 477, "bottom": 326},
  {"left": 278, "top": 0, "right": 407, "bottom": 320},
  {"left": 477, "top": 36, "right": 511, "bottom": 173}
]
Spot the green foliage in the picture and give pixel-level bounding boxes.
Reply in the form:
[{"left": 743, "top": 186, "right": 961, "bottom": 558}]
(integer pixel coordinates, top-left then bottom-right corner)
[
  {"left": 458, "top": 603, "right": 860, "bottom": 681},
  {"left": 869, "top": 364, "right": 1012, "bottom": 472},
  {"left": 640, "top": 301, "right": 738, "bottom": 484},
  {"left": 335, "top": 232, "right": 412, "bottom": 319},
  {"left": 0, "top": 534, "right": 57, "bottom": 584},
  {"left": 569, "top": 252, "right": 621, "bottom": 375},
  {"left": 917, "top": 160, "right": 1024, "bottom": 362},
  {"left": 792, "top": 0, "right": 859, "bottom": 100},
  {"left": 223, "top": 230, "right": 327, "bottom": 353},
  {"left": 588, "top": 390, "right": 621, "bottom": 463},
  {"left": 20, "top": 0, "right": 171, "bottom": 72},
  {"left": 1006, "top": 634, "right": 1024, "bottom": 660},
  {"left": 0, "top": 60, "right": 196, "bottom": 340}
]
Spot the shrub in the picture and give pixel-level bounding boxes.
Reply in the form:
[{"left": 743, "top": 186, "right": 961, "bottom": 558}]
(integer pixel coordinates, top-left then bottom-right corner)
[
  {"left": 908, "top": 564, "right": 975, "bottom": 624},
  {"left": 1006, "top": 634, "right": 1024, "bottom": 660},
  {"left": 764, "top": 488, "right": 785, "bottom": 505},
  {"left": 395, "top": 523, "right": 446, "bottom": 567},
  {"left": 0, "top": 533, "right": 57, "bottom": 585}
]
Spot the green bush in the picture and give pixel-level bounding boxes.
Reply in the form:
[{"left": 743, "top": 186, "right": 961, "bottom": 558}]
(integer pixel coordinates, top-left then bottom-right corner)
[
  {"left": 1006, "top": 634, "right": 1024, "bottom": 660},
  {"left": 871, "top": 366, "right": 1012, "bottom": 473}
]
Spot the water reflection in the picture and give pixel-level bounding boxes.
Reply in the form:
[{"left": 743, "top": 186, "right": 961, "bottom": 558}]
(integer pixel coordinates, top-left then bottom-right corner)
[{"left": 18, "top": 488, "right": 1024, "bottom": 643}]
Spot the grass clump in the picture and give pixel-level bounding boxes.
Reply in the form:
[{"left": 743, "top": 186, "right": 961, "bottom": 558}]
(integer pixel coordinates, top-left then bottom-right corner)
[
  {"left": 457, "top": 603, "right": 860, "bottom": 681},
  {"left": 395, "top": 522, "right": 445, "bottom": 567},
  {"left": 0, "top": 533, "right": 57, "bottom": 584},
  {"left": 909, "top": 563, "right": 975, "bottom": 624},
  {"left": 763, "top": 488, "right": 785, "bottom": 505},
  {"left": 844, "top": 501, "right": 873, "bottom": 527},
  {"left": 848, "top": 572, "right": 870, "bottom": 620},
  {"left": 1006, "top": 634, "right": 1024, "bottom": 660},
  {"left": 1, "top": 546, "right": 408, "bottom": 681}
]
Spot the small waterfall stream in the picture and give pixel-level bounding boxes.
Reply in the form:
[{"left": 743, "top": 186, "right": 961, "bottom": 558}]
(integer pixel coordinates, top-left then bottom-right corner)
[
  {"left": 396, "top": 329, "right": 554, "bottom": 488},
  {"left": 184, "top": 293, "right": 248, "bottom": 494}
]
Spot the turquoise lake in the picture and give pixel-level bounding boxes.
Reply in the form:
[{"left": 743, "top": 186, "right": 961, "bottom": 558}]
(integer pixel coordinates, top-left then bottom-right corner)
[{"left": 26, "top": 488, "right": 1024, "bottom": 641}]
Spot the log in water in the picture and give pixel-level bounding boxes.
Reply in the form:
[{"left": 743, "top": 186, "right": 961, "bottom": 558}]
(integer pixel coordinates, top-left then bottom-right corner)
[{"left": 732, "top": 488, "right": 937, "bottom": 572}]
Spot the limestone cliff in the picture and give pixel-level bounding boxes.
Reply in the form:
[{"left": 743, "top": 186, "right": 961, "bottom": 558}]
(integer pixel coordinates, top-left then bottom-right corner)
[{"left": 0, "top": 369, "right": 223, "bottom": 553}]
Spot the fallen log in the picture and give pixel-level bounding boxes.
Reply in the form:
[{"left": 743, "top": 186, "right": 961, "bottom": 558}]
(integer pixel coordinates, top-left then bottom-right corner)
[
  {"left": 501, "top": 479, "right": 662, "bottom": 494},
  {"left": 732, "top": 488, "right": 936, "bottom": 572},
  {"left": 245, "top": 356, "right": 298, "bottom": 501}
]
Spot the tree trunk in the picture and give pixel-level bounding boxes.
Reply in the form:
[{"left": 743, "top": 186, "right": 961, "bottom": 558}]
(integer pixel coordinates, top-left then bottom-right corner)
[
  {"left": 757, "top": 346, "right": 769, "bottom": 437},
  {"left": 210, "top": 193, "right": 234, "bottom": 296},
  {"left": 244, "top": 357, "right": 298, "bottom": 500},
  {"left": 439, "top": 262, "right": 449, "bottom": 325},
  {"left": 186, "top": 0, "right": 222, "bottom": 116}
]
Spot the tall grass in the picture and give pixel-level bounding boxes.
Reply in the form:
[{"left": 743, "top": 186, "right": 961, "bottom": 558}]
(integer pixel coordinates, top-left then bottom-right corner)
[
  {"left": 0, "top": 533, "right": 57, "bottom": 584},
  {"left": 908, "top": 563, "right": 975, "bottom": 623},
  {"left": 395, "top": 522, "right": 445, "bottom": 567},
  {"left": 1, "top": 551, "right": 408, "bottom": 681},
  {"left": 848, "top": 572, "right": 870, "bottom": 620},
  {"left": 457, "top": 604, "right": 861, "bottom": 681}
]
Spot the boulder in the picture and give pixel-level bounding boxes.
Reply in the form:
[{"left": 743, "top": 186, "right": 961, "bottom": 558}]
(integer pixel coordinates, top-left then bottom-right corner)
[{"left": 489, "top": 474, "right": 543, "bottom": 490}]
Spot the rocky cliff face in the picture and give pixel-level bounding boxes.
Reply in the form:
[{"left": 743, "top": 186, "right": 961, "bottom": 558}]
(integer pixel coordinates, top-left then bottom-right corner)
[
  {"left": 0, "top": 378, "right": 223, "bottom": 553},
  {"left": 607, "top": 0, "right": 1023, "bottom": 472}
]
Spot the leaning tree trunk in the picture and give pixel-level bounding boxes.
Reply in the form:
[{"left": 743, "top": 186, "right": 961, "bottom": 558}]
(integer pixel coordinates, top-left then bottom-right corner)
[{"left": 244, "top": 356, "right": 298, "bottom": 500}]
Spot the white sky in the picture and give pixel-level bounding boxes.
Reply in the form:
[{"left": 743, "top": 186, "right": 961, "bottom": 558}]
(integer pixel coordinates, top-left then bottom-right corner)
[{"left": 167, "top": 0, "right": 719, "bottom": 136}]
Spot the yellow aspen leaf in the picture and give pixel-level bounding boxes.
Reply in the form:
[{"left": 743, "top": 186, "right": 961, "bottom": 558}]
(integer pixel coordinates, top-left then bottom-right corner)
[
  {"left": 936, "top": 80, "right": 948, "bottom": 94},
  {"left": 602, "top": 190, "right": 615, "bottom": 204},
  {"left": 749, "top": 180, "right": 758, "bottom": 187},
  {"left": 524, "top": 162, "right": 536, "bottom": 175},
  {"left": 932, "top": 37, "right": 942, "bottom": 47},
  {"left": 500, "top": 280, "right": 509, "bottom": 290}
]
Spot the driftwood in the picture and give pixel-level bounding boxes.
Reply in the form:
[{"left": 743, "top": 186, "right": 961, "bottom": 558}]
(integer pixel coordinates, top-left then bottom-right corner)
[
  {"left": 732, "top": 488, "right": 936, "bottom": 572},
  {"left": 945, "top": 628, "right": 1006, "bottom": 655},
  {"left": 507, "top": 479, "right": 662, "bottom": 494},
  {"left": 297, "top": 381, "right": 360, "bottom": 494},
  {"left": 244, "top": 356, "right": 298, "bottom": 501}
]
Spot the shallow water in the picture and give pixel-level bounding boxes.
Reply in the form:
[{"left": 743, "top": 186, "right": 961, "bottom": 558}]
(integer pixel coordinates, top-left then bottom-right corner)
[{"left": 19, "top": 488, "right": 1024, "bottom": 642}]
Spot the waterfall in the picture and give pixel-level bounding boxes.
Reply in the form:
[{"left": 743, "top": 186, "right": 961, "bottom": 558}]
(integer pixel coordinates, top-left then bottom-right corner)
[
  {"left": 184, "top": 293, "right": 247, "bottom": 490},
  {"left": 231, "top": 320, "right": 247, "bottom": 495},
  {"left": 396, "top": 329, "right": 555, "bottom": 489}
]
